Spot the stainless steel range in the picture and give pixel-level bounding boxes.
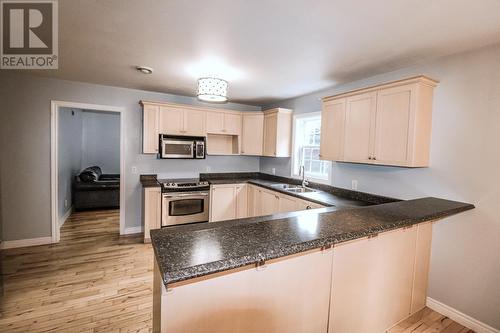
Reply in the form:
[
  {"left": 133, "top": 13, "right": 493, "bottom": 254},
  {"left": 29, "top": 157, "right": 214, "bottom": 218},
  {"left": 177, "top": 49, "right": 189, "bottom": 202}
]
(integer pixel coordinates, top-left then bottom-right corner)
[{"left": 160, "top": 178, "right": 210, "bottom": 227}]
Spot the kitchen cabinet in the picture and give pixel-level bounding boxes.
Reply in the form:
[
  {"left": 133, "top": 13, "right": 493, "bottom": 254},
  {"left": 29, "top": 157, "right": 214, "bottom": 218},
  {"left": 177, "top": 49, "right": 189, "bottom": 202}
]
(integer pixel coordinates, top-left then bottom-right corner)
[
  {"left": 155, "top": 247, "right": 333, "bottom": 333},
  {"left": 259, "top": 188, "right": 280, "bottom": 216},
  {"left": 210, "top": 184, "right": 248, "bottom": 222},
  {"left": 142, "top": 103, "right": 160, "bottom": 154},
  {"left": 320, "top": 76, "right": 437, "bottom": 167},
  {"left": 141, "top": 101, "right": 294, "bottom": 158},
  {"left": 247, "top": 185, "right": 325, "bottom": 218},
  {"left": 344, "top": 92, "right": 377, "bottom": 164},
  {"left": 143, "top": 187, "right": 161, "bottom": 243},
  {"left": 263, "top": 108, "right": 293, "bottom": 157},
  {"left": 241, "top": 113, "right": 264, "bottom": 156},
  {"left": 319, "top": 98, "right": 345, "bottom": 161},
  {"left": 278, "top": 194, "right": 299, "bottom": 213},
  {"left": 206, "top": 111, "right": 242, "bottom": 135},
  {"left": 235, "top": 184, "right": 248, "bottom": 218},
  {"left": 247, "top": 184, "right": 260, "bottom": 217},
  {"left": 328, "top": 223, "right": 433, "bottom": 333},
  {"left": 159, "top": 106, "right": 206, "bottom": 137}
]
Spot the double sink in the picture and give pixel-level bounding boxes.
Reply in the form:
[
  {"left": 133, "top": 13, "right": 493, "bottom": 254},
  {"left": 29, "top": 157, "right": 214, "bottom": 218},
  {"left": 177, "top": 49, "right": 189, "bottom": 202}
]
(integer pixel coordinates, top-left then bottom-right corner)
[{"left": 271, "top": 183, "right": 317, "bottom": 193}]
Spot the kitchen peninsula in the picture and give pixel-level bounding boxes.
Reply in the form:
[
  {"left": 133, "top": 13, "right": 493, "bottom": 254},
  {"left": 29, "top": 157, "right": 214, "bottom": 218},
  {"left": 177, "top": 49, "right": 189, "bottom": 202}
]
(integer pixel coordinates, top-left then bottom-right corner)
[{"left": 146, "top": 173, "right": 474, "bottom": 333}]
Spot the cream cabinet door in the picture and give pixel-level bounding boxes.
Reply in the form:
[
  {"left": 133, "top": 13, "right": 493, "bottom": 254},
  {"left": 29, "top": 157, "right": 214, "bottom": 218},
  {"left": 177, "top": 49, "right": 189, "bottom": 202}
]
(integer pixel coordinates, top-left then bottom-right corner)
[
  {"left": 143, "top": 104, "right": 160, "bottom": 154},
  {"left": 206, "top": 111, "right": 225, "bottom": 134},
  {"left": 143, "top": 187, "right": 161, "bottom": 243},
  {"left": 260, "top": 189, "right": 280, "bottom": 215},
  {"left": 224, "top": 113, "right": 242, "bottom": 135},
  {"left": 159, "top": 106, "right": 184, "bottom": 135},
  {"left": 373, "top": 84, "right": 415, "bottom": 166},
  {"left": 184, "top": 109, "right": 206, "bottom": 136},
  {"left": 320, "top": 98, "right": 346, "bottom": 161},
  {"left": 343, "top": 92, "right": 377, "bottom": 163},
  {"left": 210, "top": 185, "right": 236, "bottom": 222},
  {"left": 241, "top": 113, "right": 264, "bottom": 156},
  {"left": 235, "top": 184, "right": 248, "bottom": 218},
  {"left": 158, "top": 249, "right": 333, "bottom": 333},
  {"left": 278, "top": 194, "right": 299, "bottom": 213},
  {"left": 250, "top": 186, "right": 262, "bottom": 217},
  {"left": 329, "top": 227, "right": 417, "bottom": 333},
  {"left": 263, "top": 113, "right": 278, "bottom": 156}
]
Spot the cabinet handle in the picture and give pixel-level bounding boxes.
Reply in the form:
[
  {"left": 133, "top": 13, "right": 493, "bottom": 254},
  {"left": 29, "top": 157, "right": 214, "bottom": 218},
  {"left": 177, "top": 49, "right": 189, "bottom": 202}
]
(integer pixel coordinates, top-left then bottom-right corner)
[
  {"left": 368, "top": 156, "right": 372, "bottom": 160},
  {"left": 306, "top": 206, "right": 312, "bottom": 209},
  {"left": 373, "top": 157, "right": 376, "bottom": 160}
]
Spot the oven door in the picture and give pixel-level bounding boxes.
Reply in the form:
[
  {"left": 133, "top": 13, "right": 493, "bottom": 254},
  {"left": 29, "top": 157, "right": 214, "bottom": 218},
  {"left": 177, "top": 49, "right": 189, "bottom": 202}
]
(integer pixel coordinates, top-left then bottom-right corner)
[
  {"left": 162, "top": 192, "right": 209, "bottom": 226},
  {"left": 161, "top": 140, "right": 194, "bottom": 159}
]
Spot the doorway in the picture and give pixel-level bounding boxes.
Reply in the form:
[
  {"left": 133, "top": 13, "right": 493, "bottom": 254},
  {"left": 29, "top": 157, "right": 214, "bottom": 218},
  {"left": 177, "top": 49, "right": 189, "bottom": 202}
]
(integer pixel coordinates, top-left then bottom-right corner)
[{"left": 50, "top": 101, "right": 125, "bottom": 243}]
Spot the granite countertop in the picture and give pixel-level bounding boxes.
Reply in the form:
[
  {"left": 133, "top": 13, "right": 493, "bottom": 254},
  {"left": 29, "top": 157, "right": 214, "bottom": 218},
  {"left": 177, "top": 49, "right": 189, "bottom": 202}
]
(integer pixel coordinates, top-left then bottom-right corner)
[
  {"left": 202, "top": 172, "right": 398, "bottom": 208},
  {"left": 140, "top": 175, "right": 160, "bottom": 187},
  {"left": 151, "top": 197, "right": 474, "bottom": 287},
  {"left": 140, "top": 172, "right": 395, "bottom": 208}
]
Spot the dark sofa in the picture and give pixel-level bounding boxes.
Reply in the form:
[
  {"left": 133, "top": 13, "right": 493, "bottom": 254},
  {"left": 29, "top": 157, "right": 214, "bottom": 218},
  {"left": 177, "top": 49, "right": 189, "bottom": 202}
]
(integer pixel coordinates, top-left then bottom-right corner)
[{"left": 73, "top": 166, "right": 120, "bottom": 211}]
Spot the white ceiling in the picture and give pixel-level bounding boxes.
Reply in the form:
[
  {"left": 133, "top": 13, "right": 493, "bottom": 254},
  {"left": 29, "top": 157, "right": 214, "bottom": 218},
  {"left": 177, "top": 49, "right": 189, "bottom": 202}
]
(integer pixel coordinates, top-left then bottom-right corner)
[{"left": 14, "top": 0, "right": 500, "bottom": 105}]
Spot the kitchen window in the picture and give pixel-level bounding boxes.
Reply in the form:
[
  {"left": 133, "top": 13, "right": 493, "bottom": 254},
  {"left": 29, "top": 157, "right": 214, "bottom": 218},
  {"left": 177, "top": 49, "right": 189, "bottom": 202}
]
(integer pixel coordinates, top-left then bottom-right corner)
[{"left": 291, "top": 112, "right": 331, "bottom": 183}]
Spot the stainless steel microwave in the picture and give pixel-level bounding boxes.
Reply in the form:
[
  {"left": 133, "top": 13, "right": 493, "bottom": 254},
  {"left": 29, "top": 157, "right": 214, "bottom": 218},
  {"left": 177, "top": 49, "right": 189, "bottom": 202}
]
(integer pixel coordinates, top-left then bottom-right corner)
[{"left": 159, "top": 135, "right": 206, "bottom": 159}]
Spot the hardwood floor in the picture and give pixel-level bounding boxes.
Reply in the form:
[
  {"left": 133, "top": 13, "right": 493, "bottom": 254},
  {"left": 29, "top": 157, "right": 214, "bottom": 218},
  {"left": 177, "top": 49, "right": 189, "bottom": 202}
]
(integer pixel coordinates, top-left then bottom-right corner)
[
  {"left": 0, "top": 210, "right": 153, "bottom": 332},
  {"left": 0, "top": 209, "right": 473, "bottom": 333}
]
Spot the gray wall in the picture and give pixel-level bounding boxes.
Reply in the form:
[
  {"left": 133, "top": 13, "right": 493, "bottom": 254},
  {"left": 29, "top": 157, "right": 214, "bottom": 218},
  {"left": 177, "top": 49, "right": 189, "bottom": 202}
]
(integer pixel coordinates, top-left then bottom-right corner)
[
  {"left": 81, "top": 110, "right": 120, "bottom": 173},
  {"left": 261, "top": 43, "right": 500, "bottom": 329},
  {"left": 0, "top": 72, "right": 260, "bottom": 241},
  {"left": 58, "top": 107, "right": 83, "bottom": 219}
]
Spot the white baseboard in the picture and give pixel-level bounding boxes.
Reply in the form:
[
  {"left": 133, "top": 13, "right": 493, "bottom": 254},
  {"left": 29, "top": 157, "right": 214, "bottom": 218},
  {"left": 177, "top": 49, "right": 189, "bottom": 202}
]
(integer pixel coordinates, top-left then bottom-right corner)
[
  {"left": 427, "top": 297, "right": 500, "bottom": 333},
  {"left": 123, "top": 226, "right": 143, "bottom": 235},
  {"left": 59, "top": 206, "right": 73, "bottom": 227},
  {"left": 0, "top": 236, "right": 53, "bottom": 250}
]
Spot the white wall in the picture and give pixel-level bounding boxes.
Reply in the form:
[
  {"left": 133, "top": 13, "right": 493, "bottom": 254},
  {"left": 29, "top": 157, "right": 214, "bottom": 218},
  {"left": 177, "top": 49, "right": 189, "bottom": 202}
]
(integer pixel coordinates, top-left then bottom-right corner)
[
  {"left": 261, "top": 43, "right": 500, "bottom": 329},
  {"left": 0, "top": 72, "right": 261, "bottom": 241},
  {"left": 81, "top": 110, "right": 120, "bottom": 173},
  {"left": 58, "top": 107, "right": 83, "bottom": 219}
]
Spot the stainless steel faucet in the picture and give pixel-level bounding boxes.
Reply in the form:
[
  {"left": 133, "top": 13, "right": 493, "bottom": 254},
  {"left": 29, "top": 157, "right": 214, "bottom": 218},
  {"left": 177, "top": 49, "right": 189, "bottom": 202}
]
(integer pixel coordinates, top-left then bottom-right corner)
[{"left": 300, "top": 165, "right": 309, "bottom": 187}]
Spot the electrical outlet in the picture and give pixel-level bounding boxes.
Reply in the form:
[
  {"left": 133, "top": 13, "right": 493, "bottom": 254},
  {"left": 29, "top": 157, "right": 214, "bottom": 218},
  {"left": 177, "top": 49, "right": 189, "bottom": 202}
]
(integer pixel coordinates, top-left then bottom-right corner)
[
  {"left": 131, "top": 166, "right": 138, "bottom": 174},
  {"left": 351, "top": 180, "right": 358, "bottom": 190},
  {"left": 271, "top": 168, "right": 276, "bottom": 175},
  {"left": 206, "top": 166, "right": 211, "bottom": 172},
  {"left": 64, "top": 199, "right": 68, "bottom": 208}
]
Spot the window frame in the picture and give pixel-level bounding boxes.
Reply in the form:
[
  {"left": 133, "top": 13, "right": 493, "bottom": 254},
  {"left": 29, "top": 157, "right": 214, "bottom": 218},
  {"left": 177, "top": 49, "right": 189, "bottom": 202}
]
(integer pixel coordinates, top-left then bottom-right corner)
[{"left": 290, "top": 111, "right": 332, "bottom": 184}]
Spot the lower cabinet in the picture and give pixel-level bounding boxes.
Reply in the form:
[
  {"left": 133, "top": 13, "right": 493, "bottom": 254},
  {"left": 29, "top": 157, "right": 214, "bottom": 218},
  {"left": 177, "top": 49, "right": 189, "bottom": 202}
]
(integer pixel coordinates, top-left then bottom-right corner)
[
  {"left": 153, "top": 222, "right": 434, "bottom": 333},
  {"left": 328, "top": 222, "right": 432, "bottom": 333},
  {"left": 210, "top": 184, "right": 248, "bottom": 222},
  {"left": 143, "top": 187, "right": 161, "bottom": 243},
  {"left": 154, "top": 248, "right": 333, "bottom": 333},
  {"left": 246, "top": 184, "right": 325, "bottom": 218}
]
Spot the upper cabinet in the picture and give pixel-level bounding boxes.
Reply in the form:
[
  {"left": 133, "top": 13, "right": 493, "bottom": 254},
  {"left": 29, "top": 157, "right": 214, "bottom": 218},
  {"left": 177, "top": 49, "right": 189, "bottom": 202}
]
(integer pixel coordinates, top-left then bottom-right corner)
[
  {"left": 206, "top": 111, "right": 242, "bottom": 135},
  {"left": 159, "top": 106, "right": 206, "bottom": 137},
  {"left": 140, "top": 101, "right": 293, "bottom": 158},
  {"left": 263, "top": 108, "right": 293, "bottom": 157},
  {"left": 142, "top": 103, "right": 160, "bottom": 154},
  {"left": 320, "top": 76, "right": 438, "bottom": 167},
  {"left": 241, "top": 113, "right": 264, "bottom": 156}
]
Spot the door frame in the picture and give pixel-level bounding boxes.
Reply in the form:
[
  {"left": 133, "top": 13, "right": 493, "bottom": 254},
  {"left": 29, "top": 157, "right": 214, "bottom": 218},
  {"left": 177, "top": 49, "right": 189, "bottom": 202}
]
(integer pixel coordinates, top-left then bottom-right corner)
[{"left": 50, "top": 100, "right": 126, "bottom": 243}]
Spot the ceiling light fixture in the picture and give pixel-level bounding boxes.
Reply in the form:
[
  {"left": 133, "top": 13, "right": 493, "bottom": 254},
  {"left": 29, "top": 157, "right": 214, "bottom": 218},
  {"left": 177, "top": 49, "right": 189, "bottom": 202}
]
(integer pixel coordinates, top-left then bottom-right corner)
[
  {"left": 136, "top": 66, "right": 153, "bottom": 74},
  {"left": 197, "top": 77, "right": 228, "bottom": 103}
]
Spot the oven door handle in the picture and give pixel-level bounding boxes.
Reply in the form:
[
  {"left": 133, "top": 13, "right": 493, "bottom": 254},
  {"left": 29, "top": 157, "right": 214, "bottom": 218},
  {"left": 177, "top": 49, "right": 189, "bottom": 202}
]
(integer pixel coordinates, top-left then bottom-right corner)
[{"left": 163, "top": 193, "right": 209, "bottom": 198}]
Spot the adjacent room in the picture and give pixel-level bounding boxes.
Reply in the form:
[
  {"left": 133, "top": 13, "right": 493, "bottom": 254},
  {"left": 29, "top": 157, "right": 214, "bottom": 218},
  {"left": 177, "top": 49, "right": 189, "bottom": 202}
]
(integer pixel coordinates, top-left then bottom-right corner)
[
  {"left": 57, "top": 106, "right": 121, "bottom": 239},
  {"left": 0, "top": 1, "right": 499, "bottom": 332}
]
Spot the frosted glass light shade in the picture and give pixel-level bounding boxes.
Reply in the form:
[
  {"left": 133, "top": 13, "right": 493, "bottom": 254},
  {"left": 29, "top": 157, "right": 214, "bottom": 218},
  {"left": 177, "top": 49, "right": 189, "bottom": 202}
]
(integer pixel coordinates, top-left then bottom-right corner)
[{"left": 197, "top": 77, "right": 228, "bottom": 103}]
